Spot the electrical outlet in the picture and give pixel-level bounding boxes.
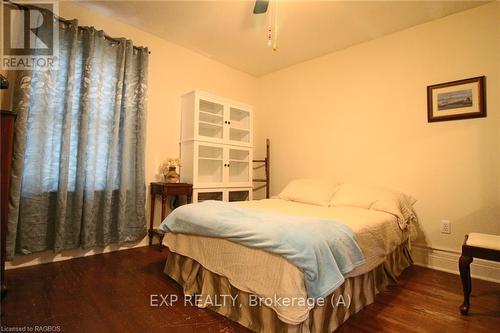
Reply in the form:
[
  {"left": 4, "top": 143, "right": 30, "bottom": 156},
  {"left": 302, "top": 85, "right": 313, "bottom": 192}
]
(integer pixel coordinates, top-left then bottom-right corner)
[{"left": 441, "top": 220, "right": 451, "bottom": 234}]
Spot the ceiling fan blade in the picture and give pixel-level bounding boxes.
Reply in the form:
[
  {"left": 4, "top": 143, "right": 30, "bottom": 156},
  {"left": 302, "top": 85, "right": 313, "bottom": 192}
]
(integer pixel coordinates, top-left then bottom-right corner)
[{"left": 253, "top": 0, "right": 269, "bottom": 14}]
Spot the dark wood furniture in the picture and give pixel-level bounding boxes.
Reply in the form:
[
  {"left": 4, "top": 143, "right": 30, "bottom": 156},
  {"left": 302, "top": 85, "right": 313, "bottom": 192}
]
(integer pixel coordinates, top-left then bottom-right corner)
[
  {"left": 459, "top": 234, "right": 500, "bottom": 315},
  {"left": 149, "top": 182, "right": 193, "bottom": 249},
  {"left": 1, "top": 110, "right": 16, "bottom": 299},
  {"left": 252, "top": 138, "right": 270, "bottom": 199}
]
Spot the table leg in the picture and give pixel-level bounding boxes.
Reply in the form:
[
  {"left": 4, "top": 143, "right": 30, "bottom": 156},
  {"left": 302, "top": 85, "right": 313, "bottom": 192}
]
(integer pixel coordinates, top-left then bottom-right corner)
[
  {"left": 158, "top": 233, "right": 165, "bottom": 252},
  {"left": 159, "top": 196, "right": 168, "bottom": 252},
  {"left": 459, "top": 255, "right": 473, "bottom": 315},
  {"left": 149, "top": 193, "right": 156, "bottom": 246},
  {"left": 161, "top": 196, "right": 167, "bottom": 221}
]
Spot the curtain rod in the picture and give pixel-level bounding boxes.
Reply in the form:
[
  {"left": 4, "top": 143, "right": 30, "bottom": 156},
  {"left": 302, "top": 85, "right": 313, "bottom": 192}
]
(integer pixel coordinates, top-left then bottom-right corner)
[{"left": 4, "top": 0, "right": 151, "bottom": 54}]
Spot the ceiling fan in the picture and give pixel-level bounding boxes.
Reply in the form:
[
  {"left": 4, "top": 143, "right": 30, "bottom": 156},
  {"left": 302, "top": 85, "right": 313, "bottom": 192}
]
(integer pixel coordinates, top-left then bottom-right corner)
[
  {"left": 253, "top": 0, "right": 269, "bottom": 14},
  {"left": 253, "top": 0, "right": 279, "bottom": 50}
]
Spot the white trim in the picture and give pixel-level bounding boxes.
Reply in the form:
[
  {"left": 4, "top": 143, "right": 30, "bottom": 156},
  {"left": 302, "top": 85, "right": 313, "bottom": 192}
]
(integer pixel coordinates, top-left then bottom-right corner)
[
  {"left": 411, "top": 243, "right": 500, "bottom": 283},
  {"left": 8, "top": 239, "right": 500, "bottom": 283}
]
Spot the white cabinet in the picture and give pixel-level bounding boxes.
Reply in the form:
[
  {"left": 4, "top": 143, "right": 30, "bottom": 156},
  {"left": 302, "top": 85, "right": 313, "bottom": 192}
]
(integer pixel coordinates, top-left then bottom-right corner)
[
  {"left": 181, "top": 91, "right": 252, "bottom": 147},
  {"left": 180, "top": 91, "right": 253, "bottom": 202}
]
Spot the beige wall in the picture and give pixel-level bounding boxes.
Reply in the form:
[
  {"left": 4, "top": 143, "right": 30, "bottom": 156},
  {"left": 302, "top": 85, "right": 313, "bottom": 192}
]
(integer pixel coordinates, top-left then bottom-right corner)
[
  {"left": 255, "top": 2, "right": 500, "bottom": 252},
  {"left": 6, "top": 2, "right": 499, "bottom": 269},
  {"left": 6, "top": 2, "right": 258, "bottom": 268}
]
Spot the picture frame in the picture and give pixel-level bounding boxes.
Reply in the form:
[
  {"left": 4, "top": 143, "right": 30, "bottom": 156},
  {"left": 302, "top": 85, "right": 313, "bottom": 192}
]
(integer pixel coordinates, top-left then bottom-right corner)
[{"left": 427, "top": 76, "right": 486, "bottom": 123}]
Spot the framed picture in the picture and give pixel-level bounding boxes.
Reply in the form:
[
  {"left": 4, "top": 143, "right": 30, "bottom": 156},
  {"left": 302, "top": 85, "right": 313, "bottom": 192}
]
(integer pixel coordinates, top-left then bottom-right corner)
[{"left": 427, "top": 76, "right": 486, "bottom": 122}]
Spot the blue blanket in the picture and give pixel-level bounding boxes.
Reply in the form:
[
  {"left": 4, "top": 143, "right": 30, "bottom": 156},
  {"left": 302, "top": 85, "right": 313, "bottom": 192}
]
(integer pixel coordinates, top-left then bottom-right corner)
[{"left": 159, "top": 201, "right": 365, "bottom": 300}]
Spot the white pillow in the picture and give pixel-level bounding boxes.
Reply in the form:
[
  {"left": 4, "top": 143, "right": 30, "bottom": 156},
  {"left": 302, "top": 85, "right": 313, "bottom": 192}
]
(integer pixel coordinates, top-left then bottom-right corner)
[
  {"left": 277, "top": 179, "right": 339, "bottom": 207},
  {"left": 329, "top": 183, "right": 416, "bottom": 229}
]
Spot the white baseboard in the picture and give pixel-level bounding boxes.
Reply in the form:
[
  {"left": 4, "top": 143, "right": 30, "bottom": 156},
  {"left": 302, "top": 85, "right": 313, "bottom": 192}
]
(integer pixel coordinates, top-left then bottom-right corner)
[
  {"left": 411, "top": 243, "right": 500, "bottom": 284},
  {"left": 6, "top": 237, "right": 150, "bottom": 270}
]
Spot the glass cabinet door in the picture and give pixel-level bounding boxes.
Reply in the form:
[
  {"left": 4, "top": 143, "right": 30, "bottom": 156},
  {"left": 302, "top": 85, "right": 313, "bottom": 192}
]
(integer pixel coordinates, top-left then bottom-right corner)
[
  {"left": 196, "top": 144, "right": 223, "bottom": 185},
  {"left": 228, "top": 189, "right": 251, "bottom": 202},
  {"left": 196, "top": 190, "right": 224, "bottom": 203},
  {"left": 228, "top": 106, "right": 250, "bottom": 144},
  {"left": 197, "top": 99, "right": 224, "bottom": 141},
  {"left": 227, "top": 148, "right": 250, "bottom": 185}
]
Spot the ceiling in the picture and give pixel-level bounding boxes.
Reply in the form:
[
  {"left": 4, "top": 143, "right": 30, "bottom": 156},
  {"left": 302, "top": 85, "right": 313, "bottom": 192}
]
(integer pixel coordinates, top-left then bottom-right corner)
[{"left": 76, "top": 1, "right": 488, "bottom": 77}]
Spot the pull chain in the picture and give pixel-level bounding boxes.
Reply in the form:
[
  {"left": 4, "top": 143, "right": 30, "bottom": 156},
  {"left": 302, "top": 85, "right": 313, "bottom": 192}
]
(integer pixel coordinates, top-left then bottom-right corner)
[
  {"left": 273, "top": 1, "right": 278, "bottom": 51},
  {"left": 267, "top": 1, "right": 278, "bottom": 51}
]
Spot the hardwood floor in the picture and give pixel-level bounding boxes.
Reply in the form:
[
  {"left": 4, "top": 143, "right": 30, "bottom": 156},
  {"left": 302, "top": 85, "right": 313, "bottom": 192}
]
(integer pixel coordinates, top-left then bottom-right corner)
[{"left": 1, "top": 247, "right": 498, "bottom": 332}]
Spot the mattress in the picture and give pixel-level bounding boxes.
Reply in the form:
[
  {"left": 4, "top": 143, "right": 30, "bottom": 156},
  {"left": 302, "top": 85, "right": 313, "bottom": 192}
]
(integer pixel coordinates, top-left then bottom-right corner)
[{"left": 163, "top": 198, "right": 406, "bottom": 324}]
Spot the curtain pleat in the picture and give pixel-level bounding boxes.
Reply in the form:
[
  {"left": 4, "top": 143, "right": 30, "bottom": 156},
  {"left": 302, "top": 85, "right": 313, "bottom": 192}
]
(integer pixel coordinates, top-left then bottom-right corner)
[{"left": 6, "top": 18, "right": 148, "bottom": 259}]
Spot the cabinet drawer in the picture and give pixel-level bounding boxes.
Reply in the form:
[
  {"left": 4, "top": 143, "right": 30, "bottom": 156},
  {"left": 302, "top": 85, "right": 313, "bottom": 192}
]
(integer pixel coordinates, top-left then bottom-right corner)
[
  {"left": 228, "top": 189, "right": 252, "bottom": 202},
  {"left": 193, "top": 188, "right": 252, "bottom": 203},
  {"left": 193, "top": 189, "right": 224, "bottom": 203}
]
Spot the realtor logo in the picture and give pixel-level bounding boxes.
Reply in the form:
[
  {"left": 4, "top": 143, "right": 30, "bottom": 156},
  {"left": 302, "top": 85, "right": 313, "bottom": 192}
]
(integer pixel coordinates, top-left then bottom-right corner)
[{"left": 1, "top": 0, "right": 59, "bottom": 70}]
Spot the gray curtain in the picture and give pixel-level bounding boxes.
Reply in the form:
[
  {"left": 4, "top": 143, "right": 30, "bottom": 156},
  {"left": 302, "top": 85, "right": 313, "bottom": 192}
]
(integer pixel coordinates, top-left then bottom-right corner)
[{"left": 6, "top": 19, "right": 149, "bottom": 259}]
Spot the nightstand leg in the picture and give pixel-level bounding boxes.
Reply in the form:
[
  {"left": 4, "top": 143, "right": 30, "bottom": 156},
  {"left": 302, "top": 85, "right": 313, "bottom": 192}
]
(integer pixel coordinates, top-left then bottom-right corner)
[
  {"left": 149, "top": 193, "right": 156, "bottom": 246},
  {"left": 159, "top": 197, "right": 167, "bottom": 252},
  {"left": 161, "top": 197, "right": 167, "bottom": 221},
  {"left": 158, "top": 234, "right": 165, "bottom": 251}
]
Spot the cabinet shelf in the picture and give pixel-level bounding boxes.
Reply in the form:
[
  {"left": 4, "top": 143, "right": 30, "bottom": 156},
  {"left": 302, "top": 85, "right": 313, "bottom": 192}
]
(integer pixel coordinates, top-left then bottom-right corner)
[
  {"left": 199, "top": 121, "right": 223, "bottom": 128},
  {"left": 199, "top": 111, "right": 223, "bottom": 126},
  {"left": 199, "top": 157, "right": 222, "bottom": 161},
  {"left": 230, "top": 125, "right": 249, "bottom": 132},
  {"left": 199, "top": 110, "right": 223, "bottom": 118}
]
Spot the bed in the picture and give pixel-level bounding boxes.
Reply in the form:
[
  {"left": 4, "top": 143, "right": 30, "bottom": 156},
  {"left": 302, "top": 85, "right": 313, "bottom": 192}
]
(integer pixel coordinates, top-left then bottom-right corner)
[{"left": 161, "top": 181, "right": 416, "bottom": 333}]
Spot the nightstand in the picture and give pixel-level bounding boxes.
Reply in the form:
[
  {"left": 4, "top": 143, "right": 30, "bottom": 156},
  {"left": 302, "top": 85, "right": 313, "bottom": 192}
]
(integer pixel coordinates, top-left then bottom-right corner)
[{"left": 149, "top": 182, "right": 193, "bottom": 249}]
